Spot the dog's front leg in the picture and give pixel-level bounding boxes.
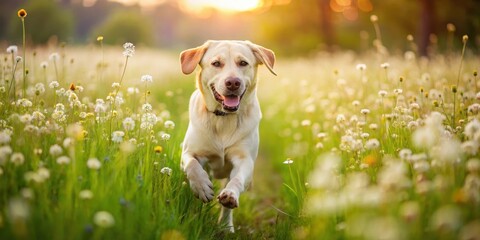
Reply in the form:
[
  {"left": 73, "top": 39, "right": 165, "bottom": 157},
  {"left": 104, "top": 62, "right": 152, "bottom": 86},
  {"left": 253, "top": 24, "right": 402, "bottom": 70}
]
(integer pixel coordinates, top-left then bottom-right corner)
[
  {"left": 182, "top": 153, "right": 214, "bottom": 202},
  {"left": 218, "top": 156, "right": 254, "bottom": 208}
]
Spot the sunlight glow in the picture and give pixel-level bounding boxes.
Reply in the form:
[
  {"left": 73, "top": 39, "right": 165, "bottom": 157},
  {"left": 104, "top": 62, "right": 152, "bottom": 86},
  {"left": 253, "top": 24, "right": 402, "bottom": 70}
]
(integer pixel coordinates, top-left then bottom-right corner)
[{"left": 180, "top": 0, "right": 262, "bottom": 14}]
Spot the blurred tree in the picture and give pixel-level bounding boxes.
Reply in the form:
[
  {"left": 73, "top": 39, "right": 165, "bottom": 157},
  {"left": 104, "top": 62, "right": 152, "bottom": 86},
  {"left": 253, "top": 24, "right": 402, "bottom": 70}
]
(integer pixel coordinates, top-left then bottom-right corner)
[
  {"left": 419, "top": 0, "right": 434, "bottom": 56},
  {"left": 91, "top": 10, "right": 154, "bottom": 46},
  {"left": 318, "top": 0, "right": 336, "bottom": 51},
  {"left": 7, "top": 0, "right": 74, "bottom": 44}
]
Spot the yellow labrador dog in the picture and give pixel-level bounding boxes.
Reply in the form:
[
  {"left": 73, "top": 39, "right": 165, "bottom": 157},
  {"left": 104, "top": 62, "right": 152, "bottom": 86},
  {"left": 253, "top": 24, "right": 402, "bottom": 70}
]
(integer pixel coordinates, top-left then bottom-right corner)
[{"left": 179, "top": 40, "right": 275, "bottom": 232}]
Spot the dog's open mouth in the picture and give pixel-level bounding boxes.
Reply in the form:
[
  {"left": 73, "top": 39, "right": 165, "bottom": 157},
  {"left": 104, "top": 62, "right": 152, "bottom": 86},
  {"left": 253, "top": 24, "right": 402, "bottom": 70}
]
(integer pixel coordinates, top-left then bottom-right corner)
[{"left": 210, "top": 84, "right": 243, "bottom": 112}]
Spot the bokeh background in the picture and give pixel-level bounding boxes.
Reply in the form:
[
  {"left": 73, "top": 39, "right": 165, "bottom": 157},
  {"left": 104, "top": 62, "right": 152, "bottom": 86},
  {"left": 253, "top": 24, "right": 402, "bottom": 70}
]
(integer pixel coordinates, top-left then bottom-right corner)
[{"left": 1, "top": 0, "right": 479, "bottom": 56}]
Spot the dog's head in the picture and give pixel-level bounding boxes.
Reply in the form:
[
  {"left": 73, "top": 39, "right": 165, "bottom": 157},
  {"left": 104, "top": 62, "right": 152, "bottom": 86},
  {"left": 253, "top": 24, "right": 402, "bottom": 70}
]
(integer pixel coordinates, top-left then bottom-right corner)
[{"left": 180, "top": 40, "right": 276, "bottom": 113}]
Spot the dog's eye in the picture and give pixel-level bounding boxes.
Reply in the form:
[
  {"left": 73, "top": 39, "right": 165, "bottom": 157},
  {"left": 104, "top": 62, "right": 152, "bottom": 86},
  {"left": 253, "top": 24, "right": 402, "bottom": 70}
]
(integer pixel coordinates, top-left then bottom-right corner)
[
  {"left": 211, "top": 61, "right": 222, "bottom": 67},
  {"left": 239, "top": 61, "right": 248, "bottom": 67}
]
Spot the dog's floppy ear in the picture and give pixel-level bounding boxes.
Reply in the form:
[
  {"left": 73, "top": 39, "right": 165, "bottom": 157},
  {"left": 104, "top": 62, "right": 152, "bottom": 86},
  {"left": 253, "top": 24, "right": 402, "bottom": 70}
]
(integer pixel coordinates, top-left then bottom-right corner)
[
  {"left": 246, "top": 41, "right": 276, "bottom": 76},
  {"left": 180, "top": 42, "right": 209, "bottom": 75}
]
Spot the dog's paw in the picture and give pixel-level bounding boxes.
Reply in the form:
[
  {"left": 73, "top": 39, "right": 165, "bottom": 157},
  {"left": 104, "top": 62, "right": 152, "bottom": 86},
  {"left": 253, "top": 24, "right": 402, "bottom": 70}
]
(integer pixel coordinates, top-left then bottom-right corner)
[
  {"left": 218, "top": 189, "right": 238, "bottom": 209},
  {"left": 188, "top": 170, "right": 214, "bottom": 203}
]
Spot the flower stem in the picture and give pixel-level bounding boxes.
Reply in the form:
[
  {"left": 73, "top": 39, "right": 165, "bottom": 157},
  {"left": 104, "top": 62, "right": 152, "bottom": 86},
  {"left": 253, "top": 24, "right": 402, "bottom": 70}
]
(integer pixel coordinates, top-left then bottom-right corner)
[{"left": 21, "top": 18, "right": 26, "bottom": 98}]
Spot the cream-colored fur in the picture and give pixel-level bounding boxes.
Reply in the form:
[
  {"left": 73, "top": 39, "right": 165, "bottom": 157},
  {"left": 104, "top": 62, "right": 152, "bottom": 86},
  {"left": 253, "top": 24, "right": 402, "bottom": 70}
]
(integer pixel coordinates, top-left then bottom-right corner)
[{"left": 179, "top": 40, "right": 275, "bottom": 232}]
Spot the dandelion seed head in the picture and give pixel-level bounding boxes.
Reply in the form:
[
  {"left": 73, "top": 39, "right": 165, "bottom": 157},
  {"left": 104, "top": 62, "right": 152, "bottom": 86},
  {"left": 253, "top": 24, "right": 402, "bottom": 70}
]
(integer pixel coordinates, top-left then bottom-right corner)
[
  {"left": 356, "top": 63, "right": 367, "bottom": 71},
  {"left": 63, "top": 137, "right": 73, "bottom": 148},
  {"left": 56, "top": 156, "right": 71, "bottom": 165},
  {"left": 111, "top": 82, "right": 120, "bottom": 89},
  {"left": 10, "top": 152, "right": 25, "bottom": 166},
  {"left": 142, "top": 103, "right": 152, "bottom": 112},
  {"left": 7, "top": 197, "right": 29, "bottom": 222},
  {"left": 93, "top": 211, "right": 115, "bottom": 228},
  {"left": 466, "top": 158, "right": 480, "bottom": 173},
  {"left": 141, "top": 74, "right": 153, "bottom": 83},
  {"left": 160, "top": 133, "right": 171, "bottom": 141},
  {"left": 164, "top": 120, "right": 175, "bottom": 129},
  {"left": 360, "top": 109, "right": 370, "bottom": 115},
  {"left": 79, "top": 190, "right": 94, "bottom": 200},
  {"left": 380, "top": 62, "right": 390, "bottom": 69},
  {"left": 378, "top": 90, "right": 388, "bottom": 97},
  {"left": 49, "top": 53, "right": 59, "bottom": 61},
  {"left": 122, "top": 42, "right": 135, "bottom": 57},
  {"left": 160, "top": 167, "right": 172, "bottom": 176},
  {"left": 127, "top": 87, "right": 139, "bottom": 95},
  {"left": 283, "top": 158, "right": 294, "bottom": 165},
  {"left": 0, "top": 131, "right": 11, "bottom": 144},
  {"left": 370, "top": 15, "right": 378, "bottom": 22},
  {"left": 87, "top": 158, "right": 102, "bottom": 170},
  {"left": 21, "top": 188, "right": 34, "bottom": 200},
  {"left": 123, "top": 117, "right": 135, "bottom": 131},
  {"left": 141, "top": 113, "right": 157, "bottom": 130},
  {"left": 430, "top": 205, "right": 462, "bottom": 232},
  {"left": 365, "top": 139, "right": 380, "bottom": 150},
  {"left": 6, "top": 45, "right": 18, "bottom": 54},
  {"left": 462, "top": 141, "right": 479, "bottom": 155},
  {"left": 49, "top": 81, "right": 59, "bottom": 89},
  {"left": 112, "top": 131, "right": 125, "bottom": 143}
]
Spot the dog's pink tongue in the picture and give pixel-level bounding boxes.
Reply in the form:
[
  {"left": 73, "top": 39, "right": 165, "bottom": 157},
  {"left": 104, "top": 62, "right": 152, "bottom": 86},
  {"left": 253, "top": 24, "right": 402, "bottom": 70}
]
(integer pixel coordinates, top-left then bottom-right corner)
[{"left": 223, "top": 96, "right": 240, "bottom": 107}]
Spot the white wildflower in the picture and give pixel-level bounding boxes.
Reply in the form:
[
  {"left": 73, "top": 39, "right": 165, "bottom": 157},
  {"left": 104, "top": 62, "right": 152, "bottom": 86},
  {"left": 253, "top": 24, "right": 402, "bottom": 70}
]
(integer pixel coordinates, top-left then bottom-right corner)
[
  {"left": 398, "top": 148, "right": 412, "bottom": 160},
  {"left": 112, "top": 131, "right": 125, "bottom": 143},
  {"left": 356, "top": 63, "right": 366, "bottom": 71},
  {"left": 142, "top": 103, "right": 152, "bottom": 112},
  {"left": 87, "top": 158, "right": 102, "bottom": 170},
  {"left": 0, "top": 131, "right": 11, "bottom": 144},
  {"left": 123, "top": 117, "right": 135, "bottom": 131},
  {"left": 49, "top": 144, "right": 63, "bottom": 156},
  {"left": 49, "top": 53, "right": 59, "bottom": 61},
  {"left": 430, "top": 205, "right": 462, "bottom": 232},
  {"left": 283, "top": 158, "right": 294, "bottom": 165},
  {"left": 466, "top": 158, "right": 480, "bottom": 173},
  {"left": 93, "top": 211, "right": 115, "bottom": 228},
  {"left": 56, "top": 156, "right": 71, "bottom": 165},
  {"left": 464, "top": 118, "right": 480, "bottom": 141},
  {"left": 365, "top": 139, "right": 380, "bottom": 150},
  {"left": 49, "top": 81, "right": 59, "bottom": 89},
  {"left": 79, "top": 190, "right": 94, "bottom": 200},
  {"left": 161, "top": 133, "right": 171, "bottom": 141},
  {"left": 378, "top": 90, "right": 388, "bottom": 97},
  {"left": 10, "top": 152, "right": 25, "bottom": 166},
  {"left": 127, "top": 87, "right": 139, "bottom": 95},
  {"left": 7, "top": 198, "right": 29, "bottom": 222},
  {"left": 6, "top": 45, "right": 18, "bottom": 54},
  {"left": 141, "top": 74, "right": 153, "bottom": 83},
  {"left": 122, "top": 42, "right": 135, "bottom": 57},
  {"left": 160, "top": 167, "right": 172, "bottom": 176},
  {"left": 360, "top": 109, "right": 370, "bottom": 115},
  {"left": 140, "top": 113, "right": 157, "bottom": 130},
  {"left": 164, "top": 120, "right": 175, "bottom": 129}
]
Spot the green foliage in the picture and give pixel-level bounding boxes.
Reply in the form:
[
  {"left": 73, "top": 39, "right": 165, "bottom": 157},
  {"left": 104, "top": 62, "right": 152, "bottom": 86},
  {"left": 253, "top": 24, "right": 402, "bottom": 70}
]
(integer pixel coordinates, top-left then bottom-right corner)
[
  {"left": 91, "top": 11, "right": 154, "bottom": 46},
  {"left": 8, "top": 0, "right": 74, "bottom": 44}
]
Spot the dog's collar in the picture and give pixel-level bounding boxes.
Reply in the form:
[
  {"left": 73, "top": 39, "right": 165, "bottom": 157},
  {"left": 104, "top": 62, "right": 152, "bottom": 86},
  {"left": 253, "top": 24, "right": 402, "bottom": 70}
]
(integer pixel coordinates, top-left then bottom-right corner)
[{"left": 212, "top": 109, "right": 228, "bottom": 116}]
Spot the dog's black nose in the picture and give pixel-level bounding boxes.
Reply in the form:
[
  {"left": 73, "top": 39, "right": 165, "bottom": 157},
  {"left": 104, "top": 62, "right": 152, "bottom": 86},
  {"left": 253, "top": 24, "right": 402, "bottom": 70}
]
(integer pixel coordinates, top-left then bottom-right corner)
[{"left": 225, "top": 77, "right": 241, "bottom": 91}]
